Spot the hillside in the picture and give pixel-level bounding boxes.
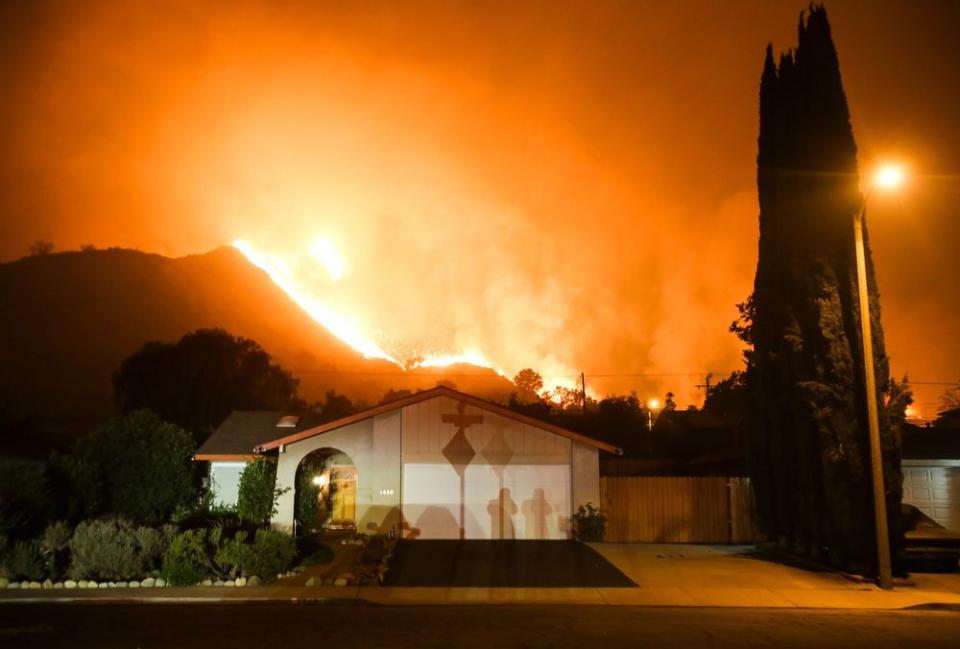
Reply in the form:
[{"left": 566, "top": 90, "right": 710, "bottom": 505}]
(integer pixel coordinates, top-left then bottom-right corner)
[{"left": 0, "top": 247, "right": 512, "bottom": 428}]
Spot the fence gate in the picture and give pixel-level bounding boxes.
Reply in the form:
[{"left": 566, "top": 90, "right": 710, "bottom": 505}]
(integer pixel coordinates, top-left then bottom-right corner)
[{"left": 599, "top": 476, "right": 758, "bottom": 543}]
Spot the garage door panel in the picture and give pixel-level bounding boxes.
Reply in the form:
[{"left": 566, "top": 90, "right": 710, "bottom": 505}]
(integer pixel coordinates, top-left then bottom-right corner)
[{"left": 903, "top": 465, "right": 960, "bottom": 531}]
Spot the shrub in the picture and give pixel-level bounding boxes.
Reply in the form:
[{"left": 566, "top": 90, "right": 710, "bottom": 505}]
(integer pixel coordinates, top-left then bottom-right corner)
[
  {"left": 46, "top": 452, "right": 103, "bottom": 523},
  {"left": 571, "top": 503, "right": 607, "bottom": 542},
  {"left": 0, "top": 459, "right": 53, "bottom": 538},
  {"left": 135, "top": 525, "right": 170, "bottom": 574},
  {"left": 40, "top": 521, "right": 72, "bottom": 579},
  {"left": 213, "top": 530, "right": 252, "bottom": 579},
  {"left": 247, "top": 529, "right": 296, "bottom": 581},
  {"left": 161, "top": 529, "right": 214, "bottom": 586},
  {"left": 237, "top": 458, "right": 284, "bottom": 526},
  {"left": 68, "top": 518, "right": 141, "bottom": 581},
  {"left": 3, "top": 539, "right": 45, "bottom": 581},
  {"left": 74, "top": 411, "right": 196, "bottom": 524}
]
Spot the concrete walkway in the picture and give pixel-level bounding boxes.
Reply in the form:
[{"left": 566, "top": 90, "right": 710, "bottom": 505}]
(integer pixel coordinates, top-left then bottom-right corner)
[{"left": 3, "top": 544, "right": 960, "bottom": 610}]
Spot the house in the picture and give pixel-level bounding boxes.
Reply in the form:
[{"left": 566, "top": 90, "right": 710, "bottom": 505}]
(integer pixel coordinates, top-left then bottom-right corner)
[
  {"left": 901, "top": 422, "right": 960, "bottom": 530},
  {"left": 195, "top": 386, "right": 621, "bottom": 540}
]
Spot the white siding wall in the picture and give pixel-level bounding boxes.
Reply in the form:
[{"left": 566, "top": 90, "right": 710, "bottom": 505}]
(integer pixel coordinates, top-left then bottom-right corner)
[
  {"left": 400, "top": 396, "right": 573, "bottom": 539},
  {"left": 209, "top": 461, "right": 248, "bottom": 507}
]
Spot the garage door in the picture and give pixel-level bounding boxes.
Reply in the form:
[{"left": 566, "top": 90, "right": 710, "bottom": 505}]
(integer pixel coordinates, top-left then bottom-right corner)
[
  {"left": 902, "top": 464, "right": 960, "bottom": 530},
  {"left": 401, "top": 463, "right": 571, "bottom": 539}
]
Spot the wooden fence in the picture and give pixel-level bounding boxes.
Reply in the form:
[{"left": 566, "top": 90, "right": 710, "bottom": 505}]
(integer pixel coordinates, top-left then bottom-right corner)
[{"left": 599, "top": 476, "right": 758, "bottom": 543}]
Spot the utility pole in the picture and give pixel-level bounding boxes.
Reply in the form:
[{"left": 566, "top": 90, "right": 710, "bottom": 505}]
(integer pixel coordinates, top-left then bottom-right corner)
[
  {"left": 695, "top": 373, "right": 714, "bottom": 401},
  {"left": 854, "top": 197, "right": 893, "bottom": 590},
  {"left": 580, "top": 372, "right": 587, "bottom": 415}
]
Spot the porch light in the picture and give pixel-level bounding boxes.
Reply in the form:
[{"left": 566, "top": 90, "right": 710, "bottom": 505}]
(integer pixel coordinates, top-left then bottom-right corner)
[{"left": 312, "top": 474, "right": 329, "bottom": 487}]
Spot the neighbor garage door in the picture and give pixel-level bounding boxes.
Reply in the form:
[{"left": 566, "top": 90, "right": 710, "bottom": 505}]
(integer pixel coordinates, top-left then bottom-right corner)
[{"left": 902, "top": 462, "right": 960, "bottom": 530}]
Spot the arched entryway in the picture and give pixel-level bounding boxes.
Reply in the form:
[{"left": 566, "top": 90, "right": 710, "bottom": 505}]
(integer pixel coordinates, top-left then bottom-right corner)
[{"left": 294, "top": 448, "right": 358, "bottom": 535}]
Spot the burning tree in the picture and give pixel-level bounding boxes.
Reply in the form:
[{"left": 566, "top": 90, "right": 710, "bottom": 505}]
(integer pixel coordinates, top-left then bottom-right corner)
[{"left": 743, "top": 6, "right": 906, "bottom": 574}]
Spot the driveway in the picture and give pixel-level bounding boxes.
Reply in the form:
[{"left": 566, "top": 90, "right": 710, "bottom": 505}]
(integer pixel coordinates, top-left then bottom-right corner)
[{"left": 382, "top": 540, "right": 635, "bottom": 587}]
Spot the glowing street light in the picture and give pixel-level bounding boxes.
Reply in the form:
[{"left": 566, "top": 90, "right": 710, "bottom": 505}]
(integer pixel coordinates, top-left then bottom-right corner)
[
  {"left": 857, "top": 162, "right": 907, "bottom": 590},
  {"left": 312, "top": 473, "right": 329, "bottom": 488},
  {"left": 873, "top": 164, "right": 905, "bottom": 191},
  {"left": 647, "top": 398, "right": 661, "bottom": 432}
]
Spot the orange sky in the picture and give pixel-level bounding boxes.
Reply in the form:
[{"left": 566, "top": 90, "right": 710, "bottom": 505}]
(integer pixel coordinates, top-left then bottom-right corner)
[{"left": 1, "top": 0, "right": 957, "bottom": 415}]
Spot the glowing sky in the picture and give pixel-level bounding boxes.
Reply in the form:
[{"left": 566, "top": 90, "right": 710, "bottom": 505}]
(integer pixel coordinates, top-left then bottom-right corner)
[{"left": 1, "top": 0, "right": 957, "bottom": 413}]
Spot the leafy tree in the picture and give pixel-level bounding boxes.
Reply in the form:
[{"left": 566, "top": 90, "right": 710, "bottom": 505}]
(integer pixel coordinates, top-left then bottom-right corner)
[
  {"left": 513, "top": 368, "right": 544, "bottom": 405},
  {"left": 318, "top": 390, "right": 355, "bottom": 422},
  {"left": 113, "top": 328, "right": 302, "bottom": 444},
  {"left": 379, "top": 388, "right": 412, "bottom": 405},
  {"left": 74, "top": 410, "right": 196, "bottom": 524},
  {"left": 27, "top": 240, "right": 53, "bottom": 256},
  {"left": 664, "top": 392, "right": 677, "bottom": 412},
  {"left": 236, "top": 458, "right": 284, "bottom": 526},
  {"left": 703, "top": 371, "right": 747, "bottom": 429},
  {"left": 939, "top": 384, "right": 960, "bottom": 413}
]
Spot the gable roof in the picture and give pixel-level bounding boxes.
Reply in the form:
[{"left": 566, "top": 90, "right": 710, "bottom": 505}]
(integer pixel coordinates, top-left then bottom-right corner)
[
  {"left": 255, "top": 386, "right": 621, "bottom": 454},
  {"left": 195, "top": 410, "right": 331, "bottom": 460},
  {"left": 196, "top": 386, "right": 622, "bottom": 460}
]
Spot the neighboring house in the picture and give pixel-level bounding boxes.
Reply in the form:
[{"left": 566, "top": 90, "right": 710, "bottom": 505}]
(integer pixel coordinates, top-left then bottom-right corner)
[
  {"left": 195, "top": 386, "right": 620, "bottom": 540},
  {"left": 902, "top": 423, "right": 960, "bottom": 530}
]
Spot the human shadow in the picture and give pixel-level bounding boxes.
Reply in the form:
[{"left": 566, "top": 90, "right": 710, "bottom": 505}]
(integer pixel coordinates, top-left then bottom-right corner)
[{"left": 487, "top": 488, "right": 518, "bottom": 539}]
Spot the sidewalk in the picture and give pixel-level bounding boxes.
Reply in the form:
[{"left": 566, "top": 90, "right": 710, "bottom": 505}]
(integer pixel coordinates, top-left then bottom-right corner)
[{"left": 3, "top": 544, "right": 960, "bottom": 610}]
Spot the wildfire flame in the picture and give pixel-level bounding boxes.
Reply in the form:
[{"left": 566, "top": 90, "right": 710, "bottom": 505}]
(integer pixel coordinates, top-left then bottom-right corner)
[{"left": 232, "top": 239, "right": 595, "bottom": 401}]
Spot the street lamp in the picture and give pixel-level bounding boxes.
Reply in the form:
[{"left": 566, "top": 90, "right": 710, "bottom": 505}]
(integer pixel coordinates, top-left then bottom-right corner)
[
  {"left": 857, "top": 162, "right": 905, "bottom": 590},
  {"left": 647, "top": 398, "right": 660, "bottom": 432}
]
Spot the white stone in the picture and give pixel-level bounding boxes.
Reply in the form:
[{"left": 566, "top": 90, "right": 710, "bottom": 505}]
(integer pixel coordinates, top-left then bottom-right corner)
[
  {"left": 0, "top": 577, "right": 8, "bottom": 589},
  {"left": 65, "top": 580, "right": 77, "bottom": 589},
  {"left": 223, "top": 580, "right": 235, "bottom": 587},
  {"left": 155, "top": 578, "right": 166, "bottom": 587},
  {"left": 87, "top": 581, "right": 98, "bottom": 589},
  {"left": 78, "top": 580, "right": 88, "bottom": 588},
  {"left": 128, "top": 580, "right": 140, "bottom": 588},
  {"left": 235, "top": 577, "right": 246, "bottom": 587},
  {"left": 8, "top": 582, "right": 21, "bottom": 589},
  {"left": 115, "top": 581, "right": 127, "bottom": 588},
  {"left": 54, "top": 582, "right": 64, "bottom": 589},
  {"left": 99, "top": 582, "right": 108, "bottom": 589},
  {"left": 42, "top": 579, "right": 53, "bottom": 589},
  {"left": 213, "top": 579, "right": 224, "bottom": 587},
  {"left": 28, "top": 581, "right": 42, "bottom": 589},
  {"left": 107, "top": 582, "right": 115, "bottom": 588},
  {"left": 141, "top": 578, "right": 155, "bottom": 588},
  {"left": 201, "top": 579, "right": 213, "bottom": 586},
  {"left": 333, "top": 578, "right": 348, "bottom": 587},
  {"left": 247, "top": 576, "right": 260, "bottom": 586}
]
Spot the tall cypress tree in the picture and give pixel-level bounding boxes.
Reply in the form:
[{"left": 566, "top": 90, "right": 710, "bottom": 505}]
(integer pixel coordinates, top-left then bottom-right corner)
[{"left": 745, "top": 5, "right": 904, "bottom": 574}]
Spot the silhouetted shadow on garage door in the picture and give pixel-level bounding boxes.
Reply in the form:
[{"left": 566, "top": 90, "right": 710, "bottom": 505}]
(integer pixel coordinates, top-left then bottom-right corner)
[{"left": 382, "top": 540, "right": 636, "bottom": 587}]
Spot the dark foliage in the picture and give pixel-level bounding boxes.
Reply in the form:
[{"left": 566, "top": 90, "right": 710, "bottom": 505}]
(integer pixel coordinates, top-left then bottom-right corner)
[
  {"left": 236, "top": 458, "right": 283, "bottom": 526},
  {"left": 113, "top": 328, "right": 302, "bottom": 444},
  {"left": 0, "top": 459, "right": 53, "bottom": 539},
  {"left": 744, "top": 6, "right": 906, "bottom": 572},
  {"left": 74, "top": 410, "right": 196, "bottom": 525}
]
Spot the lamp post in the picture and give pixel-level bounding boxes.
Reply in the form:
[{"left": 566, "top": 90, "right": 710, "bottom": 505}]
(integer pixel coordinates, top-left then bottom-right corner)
[
  {"left": 856, "top": 163, "right": 904, "bottom": 590},
  {"left": 647, "top": 398, "right": 660, "bottom": 432}
]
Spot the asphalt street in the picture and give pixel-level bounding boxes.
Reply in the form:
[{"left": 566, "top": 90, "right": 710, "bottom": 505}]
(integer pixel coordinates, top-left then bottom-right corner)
[{"left": 2, "top": 603, "right": 960, "bottom": 648}]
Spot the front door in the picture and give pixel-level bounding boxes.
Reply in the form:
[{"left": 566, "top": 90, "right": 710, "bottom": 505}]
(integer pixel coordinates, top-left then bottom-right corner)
[{"left": 330, "top": 466, "right": 357, "bottom": 528}]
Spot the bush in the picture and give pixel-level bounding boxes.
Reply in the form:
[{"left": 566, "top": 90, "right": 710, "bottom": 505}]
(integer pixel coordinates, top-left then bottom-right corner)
[
  {"left": 40, "top": 521, "right": 72, "bottom": 579},
  {"left": 571, "top": 503, "right": 607, "bottom": 542},
  {"left": 67, "top": 518, "right": 166, "bottom": 581},
  {"left": 213, "top": 530, "right": 253, "bottom": 579},
  {"left": 237, "top": 458, "right": 284, "bottom": 526},
  {"left": 68, "top": 518, "right": 140, "bottom": 581},
  {"left": 0, "top": 459, "right": 53, "bottom": 538},
  {"left": 74, "top": 411, "right": 196, "bottom": 524},
  {"left": 247, "top": 529, "right": 296, "bottom": 580},
  {"left": 162, "top": 529, "right": 214, "bottom": 586},
  {"left": 46, "top": 452, "right": 103, "bottom": 523},
  {"left": 2, "top": 539, "right": 44, "bottom": 581}
]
